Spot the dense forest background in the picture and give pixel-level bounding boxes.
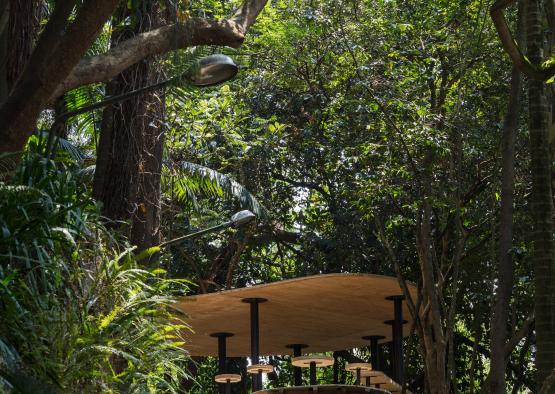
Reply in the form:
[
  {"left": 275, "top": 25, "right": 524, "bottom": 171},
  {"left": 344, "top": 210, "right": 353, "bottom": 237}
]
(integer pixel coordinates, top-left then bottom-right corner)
[{"left": 0, "top": 0, "right": 553, "bottom": 392}]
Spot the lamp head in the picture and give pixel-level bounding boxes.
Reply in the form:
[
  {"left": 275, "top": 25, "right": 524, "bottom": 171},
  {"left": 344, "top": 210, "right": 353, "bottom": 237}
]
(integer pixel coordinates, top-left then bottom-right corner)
[
  {"left": 230, "top": 210, "right": 256, "bottom": 227},
  {"left": 188, "top": 54, "right": 238, "bottom": 87}
]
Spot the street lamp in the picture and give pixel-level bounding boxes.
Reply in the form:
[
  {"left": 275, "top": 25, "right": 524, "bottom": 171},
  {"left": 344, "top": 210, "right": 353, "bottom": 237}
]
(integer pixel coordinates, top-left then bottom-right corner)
[
  {"left": 160, "top": 210, "right": 256, "bottom": 248},
  {"left": 57, "top": 54, "right": 239, "bottom": 121},
  {"left": 188, "top": 54, "right": 239, "bottom": 87}
]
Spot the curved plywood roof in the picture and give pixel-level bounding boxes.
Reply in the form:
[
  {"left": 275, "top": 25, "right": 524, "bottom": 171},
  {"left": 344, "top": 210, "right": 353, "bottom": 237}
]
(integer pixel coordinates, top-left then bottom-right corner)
[{"left": 174, "top": 273, "right": 417, "bottom": 357}]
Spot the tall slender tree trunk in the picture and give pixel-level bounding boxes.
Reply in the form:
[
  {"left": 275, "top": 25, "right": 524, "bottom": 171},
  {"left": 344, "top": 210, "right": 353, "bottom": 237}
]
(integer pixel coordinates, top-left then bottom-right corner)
[
  {"left": 417, "top": 169, "right": 448, "bottom": 394},
  {"left": 489, "top": 4, "right": 523, "bottom": 391},
  {"left": 526, "top": 0, "right": 555, "bottom": 387},
  {"left": 93, "top": 1, "right": 164, "bottom": 252},
  {"left": 489, "top": 64, "right": 521, "bottom": 394}
]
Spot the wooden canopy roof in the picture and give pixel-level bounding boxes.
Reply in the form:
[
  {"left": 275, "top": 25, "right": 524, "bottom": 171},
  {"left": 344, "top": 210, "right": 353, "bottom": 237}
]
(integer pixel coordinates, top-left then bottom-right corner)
[{"left": 174, "top": 273, "right": 417, "bottom": 357}]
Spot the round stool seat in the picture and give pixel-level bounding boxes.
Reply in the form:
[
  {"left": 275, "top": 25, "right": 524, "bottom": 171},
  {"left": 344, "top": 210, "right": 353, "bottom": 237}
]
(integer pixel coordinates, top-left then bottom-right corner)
[
  {"left": 291, "top": 355, "right": 334, "bottom": 368},
  {"left": 345, "top": 362, "right": 372, "bottom": 372},
  {"left": 247, "top": 364, "right": 275, "bottom": 374},
  {"left": 214, "top": 373, "right": 242, "bottom": 383}
]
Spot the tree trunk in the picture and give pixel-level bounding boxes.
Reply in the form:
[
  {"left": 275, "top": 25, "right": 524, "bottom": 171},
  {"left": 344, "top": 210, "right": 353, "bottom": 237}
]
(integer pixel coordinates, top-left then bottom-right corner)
[
  {"left": 488, "top": 64, "right": 521, "bottom": 394},
  {"left": 489, "top": 3, "right": 523, "bottom": 389},
  {"left": 417, "top": 187, "right": 448, "bottom": 394},
  {"left": 0, "top": 0, "right": 119, "bottom": 154},
  {"left": 93, "top": 2, "right": 164, "bottom": 252},
  {"left": 527, "top": 0, "right": 555, "bottom": 387},
  {"left": 0, "top": 0, "right": 40, "bottom": 103}
]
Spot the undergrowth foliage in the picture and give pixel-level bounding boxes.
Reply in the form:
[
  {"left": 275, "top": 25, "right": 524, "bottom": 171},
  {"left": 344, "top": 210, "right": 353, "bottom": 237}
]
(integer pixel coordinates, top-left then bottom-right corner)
[{"left": 0, "top": 153, "right": 191, "bottom": 393}]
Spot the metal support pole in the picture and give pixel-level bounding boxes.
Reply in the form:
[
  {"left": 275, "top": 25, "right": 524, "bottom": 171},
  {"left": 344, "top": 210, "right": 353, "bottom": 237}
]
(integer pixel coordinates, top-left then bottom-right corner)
[
  {"left": 355, "top": 368, "right": 361, "bottom": 385},
  {"left": 225, "top": 380, "right": 231, "bottom": 394},
  {"left": 362, "top": 335, "right": 385, "bottom": 370},
  {"left": 210, "top": 332, "right": 234, "bottom": 394},
  {"left": 243, "top": 298, "right": 267, "bottom": 392},
  {"left": 309, "top": 362, "right": 317, "bottom": 385},
  {"left": 333, "top": 352, "right": 339, "bottom": 384},
  {"left": 286, "top": 344, "right": 308, "bottom": 386},
  {"left": 385, "top": 295, "right": 406, "bottom": 383}
]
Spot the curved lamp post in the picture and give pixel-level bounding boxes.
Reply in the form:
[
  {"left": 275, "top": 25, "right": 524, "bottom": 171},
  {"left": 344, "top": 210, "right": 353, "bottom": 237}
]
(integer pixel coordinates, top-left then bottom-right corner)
[
  {"left": 56, "top": 54, "right": 239, "bottom": 120},
  {"left": 161, "top": 209, "right": 256, "bottom": 248}
]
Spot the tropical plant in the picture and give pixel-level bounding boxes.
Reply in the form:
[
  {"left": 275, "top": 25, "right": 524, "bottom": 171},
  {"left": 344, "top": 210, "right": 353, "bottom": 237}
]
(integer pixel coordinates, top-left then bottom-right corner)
[{"left": 0, "top": 152, "right": 191, "bottom": 393}]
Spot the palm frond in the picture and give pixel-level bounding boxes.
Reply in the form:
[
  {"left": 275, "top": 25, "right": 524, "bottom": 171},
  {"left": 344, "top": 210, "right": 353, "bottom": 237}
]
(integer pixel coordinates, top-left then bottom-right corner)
[
  {"left": 36, "top": 131, "right": 86, "bottom": 163},
  {"left": 167, "top": 161, "right": 268, "bottom": 219}
]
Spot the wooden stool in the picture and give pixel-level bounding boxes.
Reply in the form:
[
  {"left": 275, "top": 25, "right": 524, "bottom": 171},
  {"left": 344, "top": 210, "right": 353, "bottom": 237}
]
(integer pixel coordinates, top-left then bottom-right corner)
[
  {"left": 214, "top": 373, "right": 241, "bottom": 394},
  {"left": 359, "top": 369, "right": 385, "bottom": 386},
  {"left": 345, "top": 363, "right": 372, "bottom": 385},
  {"left": 292, "top": 355, "right": 334, "bottom": 385}
]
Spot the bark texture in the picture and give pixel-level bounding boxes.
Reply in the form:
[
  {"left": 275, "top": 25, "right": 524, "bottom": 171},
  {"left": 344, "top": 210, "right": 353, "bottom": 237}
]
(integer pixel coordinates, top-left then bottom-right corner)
[
  {"left": 93, "top": 3, "right": 164, "bottom": 252},
  {"left": 491, "top": 0, "right": 555, "bottom": 388},
  {"left": 0, "top": 0, "right": 119, "bottom": 154},
  {"left": 0, "top": 0, "right": 40, "bottom": 103},
  {"left": 527, "top": 0, "right": 555, "bottom": 387}
]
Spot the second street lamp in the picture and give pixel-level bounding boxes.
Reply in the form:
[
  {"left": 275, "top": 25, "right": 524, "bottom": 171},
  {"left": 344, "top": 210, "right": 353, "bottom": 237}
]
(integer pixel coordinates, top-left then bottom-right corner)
[{"left": 160, "top": 210, "right": 256, "bottom": 248}]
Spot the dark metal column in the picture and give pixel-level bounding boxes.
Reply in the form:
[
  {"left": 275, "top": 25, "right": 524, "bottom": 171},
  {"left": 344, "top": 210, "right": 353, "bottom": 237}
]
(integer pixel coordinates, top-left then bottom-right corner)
[
  {"left": 355, "top": 368, "right": 361, "bottom": 385},
  {"left": 242, "top": 298, "right": 267, "bottom": 392},
  {"left": 210, "top": 332, "right": 234, "bottom": 394},
  {"left": 333, "top": 352, "right": 339, "bottom": 384},
  {"left": 286, "top": 343, "right": 308, "bottom": 386},
  {"left": 309, "top": 362, "right": 317, "bottom": 385},
  {"left": 362, "top": 335, "right": 385, "bottom": 370},
  {"left": 385, "top": 295, "right": 407, "bottom": 383}
]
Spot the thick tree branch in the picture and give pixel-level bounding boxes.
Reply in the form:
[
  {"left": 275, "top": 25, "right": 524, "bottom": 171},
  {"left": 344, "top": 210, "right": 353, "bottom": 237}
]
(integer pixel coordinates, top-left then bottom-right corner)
[
  {"left": 230, "top": 0, "right": 269, "bottom": 31},
  {"left": 505, "top": 312, "right": 534, "bottom": 357},
  {"left": 0, "top": 0, "right": 270, "bottom": 154},
  {"left": 0, "top": 0, "right": 120, "bottom": 154},
  {"left": 271, "top": 172, "right": 330, "bottom": 197},
  {"left": 53, "top": 0, "right": 269, "bottom": 97},
  {"left": 490, "top": 0, "right": 546, "bottom": 80}
]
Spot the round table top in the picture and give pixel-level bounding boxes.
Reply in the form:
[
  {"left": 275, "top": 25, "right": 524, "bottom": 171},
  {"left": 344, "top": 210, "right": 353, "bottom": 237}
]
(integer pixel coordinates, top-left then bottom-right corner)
[
  {"left": 175, "top": 273, "right": 417, "bottom": 357},
  {"left": 345, "top": 362, "right": 373, "bottom": 372},
  {"left": 247, "top": 364, "right": 275, "bottom": 374},
  {"left": 291, "top": 355, "right": 335, "bottom": 367},
  {"left": 214, "top": 373, "right": 241, "bottom": 383}
]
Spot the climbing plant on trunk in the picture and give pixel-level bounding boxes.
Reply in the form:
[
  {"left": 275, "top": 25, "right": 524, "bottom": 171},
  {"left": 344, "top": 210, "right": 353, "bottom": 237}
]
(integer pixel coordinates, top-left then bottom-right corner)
[{"left": 93, "top": 1, "right": 164, "bottom": 251}]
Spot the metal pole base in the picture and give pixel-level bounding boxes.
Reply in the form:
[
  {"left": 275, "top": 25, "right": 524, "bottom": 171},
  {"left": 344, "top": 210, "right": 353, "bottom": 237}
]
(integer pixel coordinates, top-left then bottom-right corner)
[{"left": 309, "top": 361, "right": 317, "bottom": 385}]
